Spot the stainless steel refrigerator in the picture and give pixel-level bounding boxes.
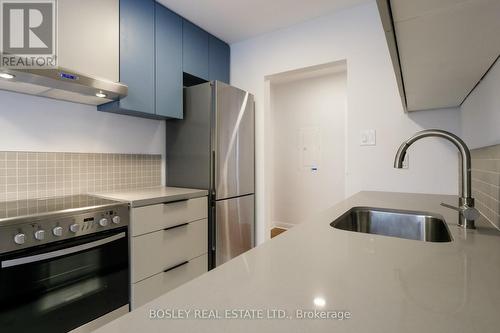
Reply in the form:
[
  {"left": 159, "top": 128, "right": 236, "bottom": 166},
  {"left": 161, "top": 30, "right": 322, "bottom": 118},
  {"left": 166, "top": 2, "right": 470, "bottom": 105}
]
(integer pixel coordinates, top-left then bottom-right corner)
[{"left": 166, "top": 81, "right": 255, "bottom": 269}]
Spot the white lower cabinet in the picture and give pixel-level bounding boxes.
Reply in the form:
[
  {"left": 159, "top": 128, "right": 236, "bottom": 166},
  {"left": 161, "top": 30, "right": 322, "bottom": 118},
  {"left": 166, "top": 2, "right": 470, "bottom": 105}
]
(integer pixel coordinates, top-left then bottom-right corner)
[
  {"left": 131, "top": 219, "right": 207, "bottom": 283},
  {"left": 132, "top": 254, "right": 208, "bottom": 308},
  {"left": 130, "top": 197, "right": 207, "bottom": 236},
  {"left": 130, "top": 196, "right": 208, "bottom": 309}
]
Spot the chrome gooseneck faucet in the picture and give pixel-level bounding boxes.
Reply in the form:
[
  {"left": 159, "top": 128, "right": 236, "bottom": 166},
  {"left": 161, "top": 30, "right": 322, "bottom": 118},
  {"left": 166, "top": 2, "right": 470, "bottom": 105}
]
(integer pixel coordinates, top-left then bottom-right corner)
[{"left": 394, "top": 129, "right": 479, "bottom": 229}]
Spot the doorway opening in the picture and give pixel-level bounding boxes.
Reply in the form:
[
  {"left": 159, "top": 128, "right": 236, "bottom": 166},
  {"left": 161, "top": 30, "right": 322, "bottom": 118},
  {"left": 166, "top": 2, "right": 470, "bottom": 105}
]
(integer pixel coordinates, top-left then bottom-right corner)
[{"left": 264, "top": 61, "right": 348, "bottom": 239}]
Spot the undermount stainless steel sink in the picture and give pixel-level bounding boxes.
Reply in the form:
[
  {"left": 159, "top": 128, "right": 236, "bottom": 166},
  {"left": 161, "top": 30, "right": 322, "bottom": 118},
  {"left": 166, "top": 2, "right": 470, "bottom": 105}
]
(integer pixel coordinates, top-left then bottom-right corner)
[{"left": 330, "top": 207, "right": 452, "bottom": 242}]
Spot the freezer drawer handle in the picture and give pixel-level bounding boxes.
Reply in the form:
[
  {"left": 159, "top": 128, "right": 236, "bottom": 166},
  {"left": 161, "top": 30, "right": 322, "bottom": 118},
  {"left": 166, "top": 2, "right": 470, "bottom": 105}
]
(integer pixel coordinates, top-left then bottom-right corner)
[
  {"left": 163, "top": 222, "right": 189, "bottom": 231},
  {"left": 163, "top": 198, "right": 189, "bottom": 205},
  {"left": 1, "top": 232, "right": 126, "bottom": 268},
  {"left": 163, "top": 260, "right": 189, "bottom": 273}
]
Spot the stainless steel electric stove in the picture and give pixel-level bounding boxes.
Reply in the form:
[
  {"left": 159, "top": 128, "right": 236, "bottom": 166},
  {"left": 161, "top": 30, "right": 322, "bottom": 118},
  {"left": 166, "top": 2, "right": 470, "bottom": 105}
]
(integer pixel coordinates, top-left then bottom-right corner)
[{"left": 0, "top": 194, "right": 130, "bottom": 332}]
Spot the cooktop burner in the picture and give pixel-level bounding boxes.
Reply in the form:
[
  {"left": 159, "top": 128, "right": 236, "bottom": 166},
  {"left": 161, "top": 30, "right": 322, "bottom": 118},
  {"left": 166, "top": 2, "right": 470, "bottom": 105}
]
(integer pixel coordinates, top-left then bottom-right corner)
[{"left": 0, "top": 194, "right": 121, "bottom": 221}]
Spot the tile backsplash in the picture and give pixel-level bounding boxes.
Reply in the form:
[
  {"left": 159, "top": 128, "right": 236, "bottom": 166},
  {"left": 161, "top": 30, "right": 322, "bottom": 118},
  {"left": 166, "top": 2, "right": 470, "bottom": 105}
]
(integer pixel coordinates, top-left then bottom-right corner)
[
  {"left": 0, "top": 151, "right": 162, "bottom": 202},
  {"left": 471, "top": 144, "right": 500, "bottom": 229}
]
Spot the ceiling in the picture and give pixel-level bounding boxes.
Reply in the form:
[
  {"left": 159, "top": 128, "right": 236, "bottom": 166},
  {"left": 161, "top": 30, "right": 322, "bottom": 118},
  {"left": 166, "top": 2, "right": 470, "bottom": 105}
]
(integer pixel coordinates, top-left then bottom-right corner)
[
  {"left": 157, "top": 0, "right": 369, "bottom": 43},
  {"left": 390, "top": 0, "right": 500, "bottom": 111}
]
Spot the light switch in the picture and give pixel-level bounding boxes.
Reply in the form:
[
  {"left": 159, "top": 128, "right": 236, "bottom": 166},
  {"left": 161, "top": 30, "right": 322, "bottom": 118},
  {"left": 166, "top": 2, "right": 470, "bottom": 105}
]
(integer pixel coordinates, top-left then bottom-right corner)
[{"left": 360, "top": 129, "right": 376, "bottom": 146}]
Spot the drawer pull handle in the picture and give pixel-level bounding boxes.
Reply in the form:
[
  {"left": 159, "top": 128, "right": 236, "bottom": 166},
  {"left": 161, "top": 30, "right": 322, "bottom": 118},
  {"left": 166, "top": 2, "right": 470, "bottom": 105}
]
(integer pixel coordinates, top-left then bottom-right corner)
[
  {"left": 163, "top": 198, "right": 189, "bottom": 205},
  {"left": 163, "top": 260, "right": 189, "bottom": 273},
  {"left": 163, "top": 222, "right": 189, "bottom": 231}
]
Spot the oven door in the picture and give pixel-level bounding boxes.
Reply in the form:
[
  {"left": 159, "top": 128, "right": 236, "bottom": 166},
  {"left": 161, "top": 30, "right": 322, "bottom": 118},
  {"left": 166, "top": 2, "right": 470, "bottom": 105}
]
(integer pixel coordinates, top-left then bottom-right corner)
[{"left": 0, "top": 228, "right": 129, "bottom": 333}]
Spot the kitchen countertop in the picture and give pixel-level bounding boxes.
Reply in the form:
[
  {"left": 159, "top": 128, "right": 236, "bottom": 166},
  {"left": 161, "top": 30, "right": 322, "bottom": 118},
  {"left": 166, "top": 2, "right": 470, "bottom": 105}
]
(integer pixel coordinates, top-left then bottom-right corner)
[
  {"left": 95, "top": 191, "right": 500, "bottom": 333},
  {"left": 92, "top": 186, "right": 208, "bottom": 207}
]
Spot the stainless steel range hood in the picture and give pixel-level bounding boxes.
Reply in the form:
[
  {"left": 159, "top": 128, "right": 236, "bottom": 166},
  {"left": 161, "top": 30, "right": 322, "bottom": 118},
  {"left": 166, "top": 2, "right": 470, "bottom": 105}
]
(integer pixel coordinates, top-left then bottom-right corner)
[{"left": 0, "top": 67, "right": 128, "bottom": 106}]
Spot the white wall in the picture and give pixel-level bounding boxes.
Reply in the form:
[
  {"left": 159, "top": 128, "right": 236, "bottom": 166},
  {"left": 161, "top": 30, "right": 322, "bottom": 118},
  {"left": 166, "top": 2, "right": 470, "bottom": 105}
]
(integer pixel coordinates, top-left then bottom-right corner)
[
  {"left": 231, "top": 1, "right": 462, "bottom": 244},
  {"left": 0, "top": 90, "right": 166, "bottom": 182},
  {"left": 461, "top": 59, "right": 500, "bottom": 149},
  {"left": 270, "top": 72, "right": 347, "bottom": 227}
]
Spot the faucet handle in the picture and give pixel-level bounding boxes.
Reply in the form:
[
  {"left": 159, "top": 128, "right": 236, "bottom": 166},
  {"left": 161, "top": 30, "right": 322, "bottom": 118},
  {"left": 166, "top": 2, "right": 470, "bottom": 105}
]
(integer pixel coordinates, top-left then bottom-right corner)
[
  {"left": 440, "top": 202, "right": 461, "bottom": 212},
  {"left": 440, "top": 202, "right": 480, "bottom": 221}
]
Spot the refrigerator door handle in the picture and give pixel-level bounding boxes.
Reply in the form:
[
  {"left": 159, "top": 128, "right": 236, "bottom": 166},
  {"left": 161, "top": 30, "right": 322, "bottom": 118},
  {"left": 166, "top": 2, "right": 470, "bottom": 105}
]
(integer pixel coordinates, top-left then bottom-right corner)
[
  {"left": 211, "top": 150, "right": 216, "bottom": 196},
  {"left": 211, "top": 205, "right": 216, "bottom": 251}
]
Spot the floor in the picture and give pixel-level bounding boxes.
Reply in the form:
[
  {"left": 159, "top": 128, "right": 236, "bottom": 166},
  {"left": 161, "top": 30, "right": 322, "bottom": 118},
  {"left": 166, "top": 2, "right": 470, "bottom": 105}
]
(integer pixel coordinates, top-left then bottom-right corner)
[{"left": 270, "top": 227, "right": 287, "bottom": 238}]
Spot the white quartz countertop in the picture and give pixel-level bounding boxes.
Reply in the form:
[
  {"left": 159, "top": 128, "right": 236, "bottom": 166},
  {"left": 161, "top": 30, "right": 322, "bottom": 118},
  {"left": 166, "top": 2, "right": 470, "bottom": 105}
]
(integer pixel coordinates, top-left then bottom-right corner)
[
  {"left": 95, "top": 191, "right": 500, "bottom": 333},
  {"left": 92, "top": 186, "right": 208, "bottom": 207}
]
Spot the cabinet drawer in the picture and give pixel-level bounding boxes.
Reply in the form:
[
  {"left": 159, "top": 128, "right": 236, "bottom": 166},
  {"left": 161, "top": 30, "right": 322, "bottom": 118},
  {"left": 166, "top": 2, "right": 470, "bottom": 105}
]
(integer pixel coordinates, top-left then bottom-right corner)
[
  {"left": 130, "top": 196, "right": 207, "bottom": 236},
  {"left": 132, "top": 254, "right": 207, "bottom": 309},
  {"left": 131, "top": 218, "right": 207, "bottom": 283}
]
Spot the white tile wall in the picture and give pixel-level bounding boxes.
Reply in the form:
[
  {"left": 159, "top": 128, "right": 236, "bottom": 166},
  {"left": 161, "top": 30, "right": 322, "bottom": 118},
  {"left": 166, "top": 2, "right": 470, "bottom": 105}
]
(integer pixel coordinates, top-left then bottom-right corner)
[
  {"left": 0, "top": 151, "right": 162, "bottom": 202},
  {"left": 471, "top": 145, "right": 500, "bottom": 229}
]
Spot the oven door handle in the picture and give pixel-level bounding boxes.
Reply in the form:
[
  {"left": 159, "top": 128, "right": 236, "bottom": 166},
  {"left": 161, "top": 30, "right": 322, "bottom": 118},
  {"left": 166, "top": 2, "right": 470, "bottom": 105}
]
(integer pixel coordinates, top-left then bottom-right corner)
[{"left": 1, "top": 232, "right": 126, "bottom": 269}]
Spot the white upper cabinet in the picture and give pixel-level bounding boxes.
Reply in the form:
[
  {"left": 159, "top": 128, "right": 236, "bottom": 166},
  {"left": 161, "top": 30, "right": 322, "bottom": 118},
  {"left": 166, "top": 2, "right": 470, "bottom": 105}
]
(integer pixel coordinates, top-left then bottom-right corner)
[
  {"left": 57, "top": 0, "right": 119, "bottom": 82},
  {"left": 378, "top": 0, "right": 500, "bottom": 111}
]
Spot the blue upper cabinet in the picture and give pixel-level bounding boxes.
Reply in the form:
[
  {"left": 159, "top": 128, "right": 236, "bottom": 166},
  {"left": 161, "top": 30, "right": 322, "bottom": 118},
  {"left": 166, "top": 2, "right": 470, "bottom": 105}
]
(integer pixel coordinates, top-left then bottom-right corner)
[
  {"left": 182, "top": 20, "right": 209, "bottom": 80},
  {"left": 100, "top": 1, "right": 230, "bottom": 119},
  {"left": 209, "top": 36, "right": 230, "bottom": 84},
  {"left": 99, "top": 0, "right": 155, "bottom": 116},
  {"left": 155, "top": 3, "right": 183, "bottom": 119}
]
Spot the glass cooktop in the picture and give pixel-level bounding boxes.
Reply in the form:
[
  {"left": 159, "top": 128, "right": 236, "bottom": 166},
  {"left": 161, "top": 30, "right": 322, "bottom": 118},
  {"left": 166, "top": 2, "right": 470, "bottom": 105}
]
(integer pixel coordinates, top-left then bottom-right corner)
[{"left": 0, "top": 194, "right": 121, "bottom": 221}]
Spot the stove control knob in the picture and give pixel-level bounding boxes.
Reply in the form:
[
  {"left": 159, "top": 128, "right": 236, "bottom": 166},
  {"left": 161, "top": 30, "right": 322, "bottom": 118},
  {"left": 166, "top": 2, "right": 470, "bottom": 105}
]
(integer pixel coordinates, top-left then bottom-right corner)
[
  {"left": 53, "top": 226, "right": 63, "bottom": 237},
  {"left": 112, "top": 216, "right": 121, "bottom": 224},
  {"left": 99, "top": 218, "right": 109, "bottom": 227},
  {"left": 69, "top": 224, "right": 80, "bottom": 233},
  {"left": 34, "top": 230, "right": 45, "bottom": 241},
  {"left": 14, "top": 233, "right": 26, "bottom": 245}
]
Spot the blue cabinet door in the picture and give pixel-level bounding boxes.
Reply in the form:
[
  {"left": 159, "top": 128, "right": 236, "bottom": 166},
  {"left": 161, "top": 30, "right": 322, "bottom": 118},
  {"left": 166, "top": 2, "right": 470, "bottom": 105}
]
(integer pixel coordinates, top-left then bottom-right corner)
[
  {"left": 119, "top": 0, "right": 155, "bottom": 114},
  {"left": 182, "top": 20, "right": 209, "bottom": 80},
  {"left": 209, "top": 36, "right": 230, "bottom": 84},
  {"left": 155, "top": 3, "right": 183, "bottom": 119},
  {"left": 99, "top": 0, "right": 155, "bottom": 116}
]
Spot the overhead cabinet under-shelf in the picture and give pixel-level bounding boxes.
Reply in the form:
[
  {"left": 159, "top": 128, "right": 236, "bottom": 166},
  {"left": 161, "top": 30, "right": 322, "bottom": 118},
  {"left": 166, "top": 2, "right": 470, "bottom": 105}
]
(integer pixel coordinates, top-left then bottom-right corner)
[
  {"left": 99, "top": 0, "right": 230, "bottom": 119},
  {"left": 377, "top": 0, "right": 500, "bottom": 112}
]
